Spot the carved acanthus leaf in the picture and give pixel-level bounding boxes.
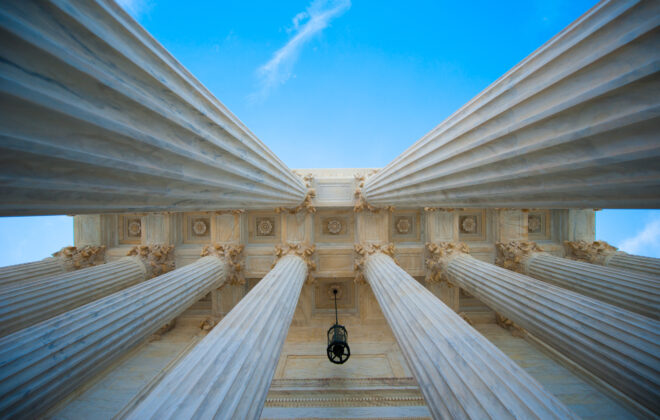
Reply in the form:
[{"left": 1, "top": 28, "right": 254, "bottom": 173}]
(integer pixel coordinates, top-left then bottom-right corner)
[
  {"left": 127, "top": 244, "right": 175, "bottom": 278},
  {"left": 201, "top": 243, "right": 245, "bottom": 285},
  {"left": 494, "top": 241, "right": 544, "bottom": 274},
  {"left": 563, "top": 240, "right": 619, "bottom": 265},
  {"left": 273, "top": 243, "right": 316, "bottom": 283},
  {"left": 458, "top": 312, "right": 474, "bottom": 326},
  {"left": 353, "top": 174, "right": 394, "bottom": 213},
  {"left": 52, "top": 245, "right": 106, "bottom": 271},
  {"left": 275, "top": 188, "right": 316, "bottom": 214},
  {"left": 423, "top": 207, "right": 464, "bottom": 212},
  {"left": 215, "top": 209, "right": 245, "bottom": 215},
  {"left": 425, "top": 242, "right": 469, "bottom": 284},
  {"left": 495, "top": 313, "right": 526, "bottom": 337},
  {"left": 353, "top": 243, "right": 397, "bottom": 283}
]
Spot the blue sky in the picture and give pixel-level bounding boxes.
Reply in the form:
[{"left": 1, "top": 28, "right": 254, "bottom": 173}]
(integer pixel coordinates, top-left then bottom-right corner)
[{"left": 0, "top": 0, "right": 658, "bottom": 265}]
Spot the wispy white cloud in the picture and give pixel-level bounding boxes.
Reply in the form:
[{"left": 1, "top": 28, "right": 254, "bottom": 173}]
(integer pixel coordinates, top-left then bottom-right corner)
[
  {"left": 116, "top": 0, "right": 151, "bottom": 20},
  {"left": 250, "top": 0, "right": 351, "bottom": 102},
  {"left": 619, "top": 216, "right": 660, "bottom": 258}
]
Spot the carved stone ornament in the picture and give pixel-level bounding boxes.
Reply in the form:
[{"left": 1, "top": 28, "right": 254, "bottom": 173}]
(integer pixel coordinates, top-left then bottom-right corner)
[
  {"left": 256, "top": 217, "right": 275, "bottom": 236},
  {"left": 275, "top": 184, "right": 317, "bottom": 214},
  {"left": 200, "top": 243, "right": 245, "bottom": 285},
  {"left": 460, "top": 216, "right": 477, "bottom": 233},
  {"left": 495, "top": 313, "right": 526, "bottom": 337},
  {"left": 273, "top": 242, "right": 316, "bottom": 283},
  {"left": 192, "top": 218, "right": 209, "bottom": 236},
  {"left": 494, "top": 241, "right": 544, "bottom": 274},
  {"left": 458, "top": 312, "right": 474, "bottom": 326},
  {"left": 150, "top": 320, "right": 176, "bottom": 341},
  {"left": 127, "top": 219, "right": 142, "bottom": 237},
  {"left": 353, "top": 242, "right": 396, "bottom": 284},
  {"left": 564, "top": 240, "right": 620, "bottom": 265},
  {"left": 353, "top": 173, "right": 394, "bottom": 213},
  {"left": 326, "top": 218, "right": 343, "bottom": 235},
  {"left": 126, "top": 244, "right": 176, "bottom": 278},
  {"left": 395, "top": 217, "right": 412, "bottom": 234},
  {"left": 327, "top": 283, "right": 344, "bottom": 300},
  {"left": 424, "top": 242, "right": 470, "bottom": 284},
  {"left": 52, "top": 245, "right": 106, "bottom": 271},
  {"left": 527, "top": 215, "right": 542, "bottom": 233}
]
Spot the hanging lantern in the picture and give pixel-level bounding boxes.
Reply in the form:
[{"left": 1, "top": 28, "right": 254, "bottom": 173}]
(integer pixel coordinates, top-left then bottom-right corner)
[{"left": 327, "top": 288, "right": 350, "bottom": 364}]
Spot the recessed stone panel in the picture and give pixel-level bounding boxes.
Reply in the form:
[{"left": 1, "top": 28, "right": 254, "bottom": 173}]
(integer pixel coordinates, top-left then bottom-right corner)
[
  {"left": 314, "top": 210, "right": 354, "bottom": 243},
  {"left": 390, "top": 211, "right": 421, "bottom": 242},
  {"left": 247, "top": 212, "right": 281, "bottom": 244},
  {"left": 458, "top": 210, "right": 486, "bottom": 242},
  {"left": 118, "top": 215, "right": 142, "bottom": 244},
  {"left": 314, "top": 278, "right": 356, "bottom": 313},
  {"left": 183, "top": 213, "right": 213, "bottom": 244},
  {"left": 528, "top": 210, "right": 551, "bottom": 240}
]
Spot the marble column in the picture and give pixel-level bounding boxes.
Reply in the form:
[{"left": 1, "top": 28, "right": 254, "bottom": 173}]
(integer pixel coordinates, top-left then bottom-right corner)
[
  {"left": 565, "top": 240, "right": 660, "bottom": 277},
  {"left": 0, "top": 0, "right": 307, "bottom": 216},
  {"left": 428, "top": 243, "right": 660, "bottom": 414},
  {"left": 0, "top": 256, "right": 227, "bottom": 418},
  {"left": 361, "top": 250, "right": 576, "bottom": 419},
  {"left": 125, "top": 254, "right": 309, "bottom": 420},
  {"left": 0, "top": 245, "right": 175, "bottom": 337},
  {"left": 496, "top": 241, "right": 660, "bottom": 320},
  {"left": 0, "top": 245, "right": 105, "bottom": 287},
  {"left": 363, "top": 0, "right": 660, "bottom": 208}
]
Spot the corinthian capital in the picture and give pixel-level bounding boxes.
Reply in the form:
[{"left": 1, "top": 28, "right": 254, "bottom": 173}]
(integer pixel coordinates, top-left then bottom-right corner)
[
  {"left": 563, "top": 240, "right": 620, "bottom": 265},
  {"left": 425, "top": 242, "right": 470, "bottom": 284},
  {"left": 494, "top": 241, "right": 544, "bottom": 274},
  {"left": 353, "top": 243, "right": 396, "bottom": 283},
  {"left": 273, "top": 242, "right": 316, "bottom": 283},
  {"left": 52, "top": 245, "right": 106, "bottom": 271},
  {"left": 201, "top": 243, "right": 245, "bottom": 285},
  {"left": 127, "top": 244, "right": 175, "bottom": 278}
]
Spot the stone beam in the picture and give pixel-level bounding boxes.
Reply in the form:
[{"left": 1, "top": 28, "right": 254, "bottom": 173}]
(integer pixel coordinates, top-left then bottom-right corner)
[
  {"left": 363, "top": 0, "right": 660, "bottom": 208},
  {"left": 0, "top": 0, "right": 307, "bottom": 215}
]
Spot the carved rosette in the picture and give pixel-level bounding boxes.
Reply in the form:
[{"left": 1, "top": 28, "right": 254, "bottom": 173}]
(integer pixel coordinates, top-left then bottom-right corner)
[
  {"left": 354, "top": 243, "right": 396, "bottom": 283},
  {"left": 425, "top": 242, "right": 470, "bottom": 284},
  {"left": 126, "top": 244, "right": 175, "bottom": 278},
  {"left": 494, "top": 241, "right": 544, "bottom": 274},
  {"left": 200, "top": 243, "right": 245, "bottom": 285},
  {"left": 52, "top": 245, "right": 106, "bottom": 271},
  {"left": 273, "top": 243, "right": 316, "bottom": 283},
  {"left": 564, "top": 240, "right": 620, "bottom": 265}
]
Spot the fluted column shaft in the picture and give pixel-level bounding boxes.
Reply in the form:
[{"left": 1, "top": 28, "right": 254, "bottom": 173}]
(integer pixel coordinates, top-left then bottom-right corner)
[
  {"left": 363, "top": 253, "right": 576, "bottom": 419},
  {"left": 0, "top": 245, "right": 106, "bottom": 287},
  {"left": 125, "top": 255, "right": 307, "bottom": 420},
  {"left": 363, "top": 0, "right": 660, "bottom": 208},
  {"left": 0, "top": 257, "right": 66, "bottom": 287},
  {"left": 606, "top": 253, "right": 660, "bottom": 277},
  {"left": 444, "top": 254, "right": 660, "bottom": 413},
  {"left": 564, "top": 240, "right": 660, "bottom": 277},
  {"left": 0, "top": 0, "right": 307, "bottom": 215},
  {"left": 525, "top": 253, "right": 660, "bottom": 319},
  {"left": 0, "top": 257, "right": 149, "bottom": 337},
  {"left": 0, "top": 256, "right": 226, "bottom": 418}
]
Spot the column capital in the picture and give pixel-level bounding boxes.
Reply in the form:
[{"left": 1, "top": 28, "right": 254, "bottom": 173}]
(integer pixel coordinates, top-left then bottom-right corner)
[
  {"left": 201, "top": 244, "right": 245, "bottom": 285},
  {"left": 425, "top": 242, "right": 469, "bottom": 284},
  {"left": 52, "top": 245, "right": 106, "bottom": 271},
  {"left": 564, "top": 240, "right": 621, "bottom": 265},
  {"left": 495, "top": 241, "right": 545, "bottom": 274},
  {"left": 275, "top": 174, "right": 317, "bottom": 214},
  {"left": 354, "top": 173, "right": 394, "bottom": 213},
  {"left": 354, "top": 243, "right": 396, "bottom": 283},
  {"left": 126, "top": 244, "right": 175, "bottom": 278},
  {"left": 273, "top": 242, "right": 316, "bottom": 283}
]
